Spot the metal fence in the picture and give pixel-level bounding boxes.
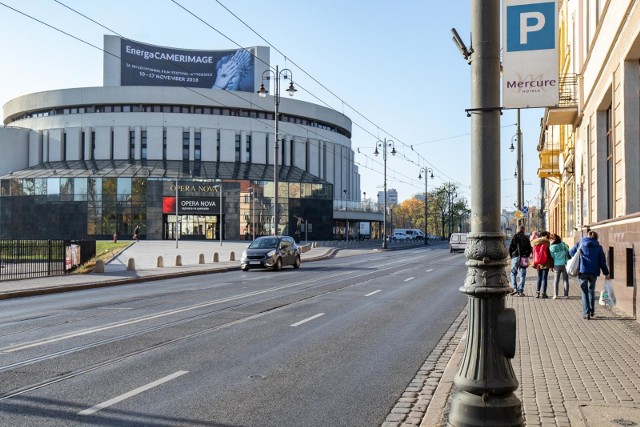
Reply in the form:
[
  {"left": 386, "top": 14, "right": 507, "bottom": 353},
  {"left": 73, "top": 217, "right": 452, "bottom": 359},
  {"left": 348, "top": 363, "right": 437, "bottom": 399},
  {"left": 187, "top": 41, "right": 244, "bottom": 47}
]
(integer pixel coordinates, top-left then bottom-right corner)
[{"left": 0, "top": 240, "right": 96, "bottom": 281}]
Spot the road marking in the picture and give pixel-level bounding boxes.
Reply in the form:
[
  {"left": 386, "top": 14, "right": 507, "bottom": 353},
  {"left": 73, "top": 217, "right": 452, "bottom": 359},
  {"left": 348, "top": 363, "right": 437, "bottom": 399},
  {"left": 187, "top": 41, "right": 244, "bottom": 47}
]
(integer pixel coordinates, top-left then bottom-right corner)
[
  {"left": 365, "top": 290, "right": 381, "bottom": 297},
  {"left": 78, "top": 370, "right": 188, "bottom": 416},
  {"left": 290, "top": 313, "right": 325, "bottom": 327},
  {"left": 426, "top": 268, "right": 434, "bottom": 272},
  {"left": 404, "top": 277, "right": 415, "bottom": 282}
]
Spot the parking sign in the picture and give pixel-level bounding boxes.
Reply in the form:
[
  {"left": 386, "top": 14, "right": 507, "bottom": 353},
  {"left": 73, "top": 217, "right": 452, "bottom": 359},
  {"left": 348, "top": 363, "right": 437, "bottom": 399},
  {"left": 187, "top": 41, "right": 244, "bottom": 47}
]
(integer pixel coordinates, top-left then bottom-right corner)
[{"left": 503, "top": 0, "right": 558, "bottom": 108}]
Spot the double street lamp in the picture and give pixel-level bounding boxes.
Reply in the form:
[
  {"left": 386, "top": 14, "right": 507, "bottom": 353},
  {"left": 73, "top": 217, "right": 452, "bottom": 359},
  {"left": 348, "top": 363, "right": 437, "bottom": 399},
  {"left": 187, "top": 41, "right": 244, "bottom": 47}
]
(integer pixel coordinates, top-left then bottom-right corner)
[
  {"left": 257, "top": 66, "right": 297, "bottom": 236},
  {"left": 374, "top": 139, "right": 396, "bottom": 249},
  {"left": 418, "top": 167, "right": 433, "bottom": 245}
]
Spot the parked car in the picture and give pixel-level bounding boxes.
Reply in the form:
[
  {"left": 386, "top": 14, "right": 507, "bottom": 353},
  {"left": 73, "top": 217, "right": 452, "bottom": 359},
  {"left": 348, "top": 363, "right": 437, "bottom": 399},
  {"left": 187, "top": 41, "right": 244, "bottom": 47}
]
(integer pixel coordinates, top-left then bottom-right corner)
[
  {"left": 240, "top": 236, "right": 301, "bottom": 271},
  {"left": 391, "top": 230, "right": 410, "bottom": 242},
  {"left": 449, "top": 233, "right": 468, "bottom": 253}
]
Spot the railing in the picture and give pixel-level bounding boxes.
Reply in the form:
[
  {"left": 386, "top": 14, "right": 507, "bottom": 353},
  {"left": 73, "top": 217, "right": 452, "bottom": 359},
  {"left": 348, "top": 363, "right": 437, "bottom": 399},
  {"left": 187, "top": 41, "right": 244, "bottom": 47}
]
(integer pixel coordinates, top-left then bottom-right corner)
[
  {"left": 0, "top": 240, "right": 96, "bottom": 281},
  {"left": 558, "top": 73, "right": 578, "bottom": 107}
]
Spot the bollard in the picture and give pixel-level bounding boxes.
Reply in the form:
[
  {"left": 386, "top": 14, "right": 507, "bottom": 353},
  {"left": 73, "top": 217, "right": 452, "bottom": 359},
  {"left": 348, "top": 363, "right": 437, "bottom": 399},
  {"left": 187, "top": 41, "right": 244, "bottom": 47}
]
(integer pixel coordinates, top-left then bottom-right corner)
[
  {"left": 175, "top": 254, "right": 182, "bottom": 266},
  {"left": 198, "top": 253, "right": 205, "bottom": 264},
  {"left": 213, "top": 252, "right": 219, "bottom": 262},
  {"left": 156, "top": 256, "right": 164, "bottom": 268},
  {"left": 94, "top": 259, "right": 105, "bottom": 273},
  {"left": 126, "top": 258, "right": 136, "bottom": 271},
  {"left": 229, "top": 251, "right": 235, "bottom": 261}
]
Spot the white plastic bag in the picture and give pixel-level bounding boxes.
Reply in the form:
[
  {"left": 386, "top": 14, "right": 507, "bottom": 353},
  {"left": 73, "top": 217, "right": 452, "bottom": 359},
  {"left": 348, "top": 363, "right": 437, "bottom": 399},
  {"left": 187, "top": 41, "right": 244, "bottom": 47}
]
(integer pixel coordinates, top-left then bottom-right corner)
[
  {"left": 599, "top": 279, "right": 616, "bottom": 306},
  {"left": 567, "top": 244, "right": 581, "bottom": 277}
]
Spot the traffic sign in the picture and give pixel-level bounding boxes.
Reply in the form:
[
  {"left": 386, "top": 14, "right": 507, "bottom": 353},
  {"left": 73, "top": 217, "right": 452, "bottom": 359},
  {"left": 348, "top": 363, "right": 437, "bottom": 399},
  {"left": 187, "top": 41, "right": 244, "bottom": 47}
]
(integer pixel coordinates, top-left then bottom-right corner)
[
  {"left": 515, "top": 211, "right": 523, "bottom": 219},
  {"left": 521, "top": 206, "right": 529, "bottom": 214}
]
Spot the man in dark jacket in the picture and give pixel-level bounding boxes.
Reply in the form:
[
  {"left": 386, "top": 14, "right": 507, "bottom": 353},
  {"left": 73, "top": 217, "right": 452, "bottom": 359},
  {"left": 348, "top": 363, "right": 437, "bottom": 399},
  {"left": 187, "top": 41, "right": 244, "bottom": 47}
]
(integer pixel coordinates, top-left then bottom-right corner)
[
  {"left": 569, "top": 230, "right": 610, "bottom": 319},
  {"left": 508, "top": 226, "right": 533, "bottom": 296}
]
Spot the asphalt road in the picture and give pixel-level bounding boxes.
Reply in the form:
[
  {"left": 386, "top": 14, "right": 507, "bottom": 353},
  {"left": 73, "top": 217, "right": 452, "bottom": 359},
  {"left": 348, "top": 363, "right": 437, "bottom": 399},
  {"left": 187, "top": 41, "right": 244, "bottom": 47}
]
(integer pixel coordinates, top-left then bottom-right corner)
[{"left": 0, "top": 245, "right": 468, "bottom": 427}]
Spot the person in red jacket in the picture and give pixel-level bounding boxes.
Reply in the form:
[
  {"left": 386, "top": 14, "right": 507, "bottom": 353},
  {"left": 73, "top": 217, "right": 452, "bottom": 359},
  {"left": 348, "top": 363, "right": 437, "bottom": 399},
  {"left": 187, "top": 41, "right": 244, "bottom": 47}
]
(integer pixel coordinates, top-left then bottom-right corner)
[{"left": 531, "top": 231, "right": 553, "bottom": 298}]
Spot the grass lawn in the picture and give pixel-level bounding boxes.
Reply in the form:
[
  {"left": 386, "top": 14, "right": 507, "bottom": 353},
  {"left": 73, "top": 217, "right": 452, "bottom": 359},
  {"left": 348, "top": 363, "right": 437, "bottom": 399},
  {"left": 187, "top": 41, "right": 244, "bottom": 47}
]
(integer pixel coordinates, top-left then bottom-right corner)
[{"left": 72, "top": 240, "right": 132, "bottom": 274}]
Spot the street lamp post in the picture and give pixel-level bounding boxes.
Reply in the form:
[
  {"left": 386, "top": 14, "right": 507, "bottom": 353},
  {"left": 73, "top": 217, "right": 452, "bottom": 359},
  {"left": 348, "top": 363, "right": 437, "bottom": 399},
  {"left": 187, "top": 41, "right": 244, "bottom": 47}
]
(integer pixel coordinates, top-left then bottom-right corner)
[
  {"left": 249, "top": 187, "right": 255, "bottom": 241},
  {"left": 419, "top": 168, "right": 433, "bottom": 245},
  {"left": 257, "top": 66, "right": 297, "bottom": 236},
  {"left": 374, "top": 139, "right": 396, "bottom": 249},
  {"left": 449, "top": 0, "right": 522, "bottom": 424}
]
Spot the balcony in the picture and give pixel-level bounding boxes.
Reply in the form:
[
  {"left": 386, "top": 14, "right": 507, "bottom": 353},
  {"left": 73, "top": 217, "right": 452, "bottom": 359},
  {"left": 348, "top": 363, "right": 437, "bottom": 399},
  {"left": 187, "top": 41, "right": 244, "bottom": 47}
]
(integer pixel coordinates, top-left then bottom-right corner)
[
  {"left": 545, "top": 73, "right": 578, "bottom": 126},
  {"left": 538, "top": 146, "right": 561, "bottom": 178}
]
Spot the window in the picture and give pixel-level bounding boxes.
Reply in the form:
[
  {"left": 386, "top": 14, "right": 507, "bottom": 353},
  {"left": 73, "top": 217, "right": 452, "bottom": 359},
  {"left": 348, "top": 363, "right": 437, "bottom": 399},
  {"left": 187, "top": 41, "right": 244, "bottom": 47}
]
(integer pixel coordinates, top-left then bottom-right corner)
[
  {"left": 129, "top": 130, "right": 135, "bottom": 160},
  {"left": 235, "top": 134, "right": 241, "bottom": 162},
  {"left": 141, "top": 130, "right": 148, "bottom": 160},
  {"left": 182, "top": 132, "right": 190, "bottom": 162},
  {"left": 194, "top": 132, "right": 201, "bottom": 161},
  {"left": 246, "top": 135, "right": 252, "bottom": 163},
  {"left": 606, "top": 105, "right": 614, "bottom": 218},
  {"left": 91, "top": 131, "right": 96, "bottom": 160},
  {"left": 163, "top": 130, "right": 167, "bottom": 160}
]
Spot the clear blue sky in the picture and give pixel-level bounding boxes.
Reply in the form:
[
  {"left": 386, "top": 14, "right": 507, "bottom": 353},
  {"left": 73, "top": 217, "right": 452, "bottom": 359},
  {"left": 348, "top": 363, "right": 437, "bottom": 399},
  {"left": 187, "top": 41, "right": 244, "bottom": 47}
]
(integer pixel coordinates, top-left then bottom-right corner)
[{"left": 0, "top": 0, "right": 543, "bottom": 211}]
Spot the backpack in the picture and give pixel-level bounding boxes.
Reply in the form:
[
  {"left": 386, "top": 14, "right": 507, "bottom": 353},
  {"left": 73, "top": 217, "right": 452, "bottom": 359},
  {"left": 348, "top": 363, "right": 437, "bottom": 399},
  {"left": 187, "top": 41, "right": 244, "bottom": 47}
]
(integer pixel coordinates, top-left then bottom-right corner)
[{"left": 533, "top": 243, "right": 550, "bottom": 267}]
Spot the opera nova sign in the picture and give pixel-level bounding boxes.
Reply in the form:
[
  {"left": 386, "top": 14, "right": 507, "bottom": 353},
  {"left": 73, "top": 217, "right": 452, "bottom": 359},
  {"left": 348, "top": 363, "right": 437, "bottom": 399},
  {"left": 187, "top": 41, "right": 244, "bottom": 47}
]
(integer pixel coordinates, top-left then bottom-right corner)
[{"left": 503, "top": 0, "right": 558, "bottom": 108}]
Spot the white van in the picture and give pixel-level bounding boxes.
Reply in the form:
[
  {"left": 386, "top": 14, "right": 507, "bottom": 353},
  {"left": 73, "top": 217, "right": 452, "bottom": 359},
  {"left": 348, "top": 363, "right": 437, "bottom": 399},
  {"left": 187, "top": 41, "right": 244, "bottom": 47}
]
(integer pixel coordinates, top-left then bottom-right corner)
[
  {"left": 449, "top": 233, "right": 468, "bottom": 252},
  {"left": 394, "top": 228, "right": 425, "bottom": 241}
]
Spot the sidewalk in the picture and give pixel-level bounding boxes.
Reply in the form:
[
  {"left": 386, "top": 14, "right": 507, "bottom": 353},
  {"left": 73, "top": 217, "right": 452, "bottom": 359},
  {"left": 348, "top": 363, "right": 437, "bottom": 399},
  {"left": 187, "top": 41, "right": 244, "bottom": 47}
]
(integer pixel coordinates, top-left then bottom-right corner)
[{"left": 384, "top": 273, "right": 640, "bottom": 427}]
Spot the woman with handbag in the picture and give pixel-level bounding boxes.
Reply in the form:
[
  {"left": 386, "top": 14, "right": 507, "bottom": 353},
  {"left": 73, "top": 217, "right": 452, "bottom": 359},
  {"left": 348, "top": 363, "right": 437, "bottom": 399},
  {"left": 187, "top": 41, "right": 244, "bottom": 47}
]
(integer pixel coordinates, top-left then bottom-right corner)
[
  {"left": 569, "top": 231, "right": 610, "bottom": 320},
  {"left": 508, "top": 226, "right": 532, "bottom": 296},
  {"left": 532, "top": 231, "right": 554, "bottom": 298},
  {"left": 549, "top": 233, "right": 570, "bottom": 299}
]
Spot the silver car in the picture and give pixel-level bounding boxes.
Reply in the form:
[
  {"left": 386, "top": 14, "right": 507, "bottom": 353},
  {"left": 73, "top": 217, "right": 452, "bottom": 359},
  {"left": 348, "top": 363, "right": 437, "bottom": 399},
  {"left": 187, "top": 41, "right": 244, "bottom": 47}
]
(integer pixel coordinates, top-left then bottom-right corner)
[{"left": 240, "top": 236, "right": 301, "bottom": 271}]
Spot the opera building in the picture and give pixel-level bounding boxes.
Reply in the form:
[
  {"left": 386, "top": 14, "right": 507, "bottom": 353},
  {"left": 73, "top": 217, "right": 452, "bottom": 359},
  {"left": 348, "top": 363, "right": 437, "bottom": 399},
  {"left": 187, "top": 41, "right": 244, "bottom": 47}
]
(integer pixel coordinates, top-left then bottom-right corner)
[{"left": 0, "top": 36, "right": 361, "bottom": 241}]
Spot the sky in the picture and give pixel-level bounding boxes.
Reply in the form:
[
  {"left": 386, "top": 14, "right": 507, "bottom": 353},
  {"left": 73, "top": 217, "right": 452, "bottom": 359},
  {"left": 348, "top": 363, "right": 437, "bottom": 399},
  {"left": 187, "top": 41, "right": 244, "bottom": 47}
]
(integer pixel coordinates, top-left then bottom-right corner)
[{"left": 0, "top": 0, "right": 543, "bottom": 211}]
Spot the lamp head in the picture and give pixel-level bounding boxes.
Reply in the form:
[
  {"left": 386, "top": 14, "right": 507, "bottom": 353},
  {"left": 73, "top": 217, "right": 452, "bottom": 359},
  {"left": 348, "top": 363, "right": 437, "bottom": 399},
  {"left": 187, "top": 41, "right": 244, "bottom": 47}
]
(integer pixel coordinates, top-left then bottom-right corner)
[
  {"left": 257, "top": 83, "right": 268, "bottom": 98},
  {"left": 374, "top": 147, "right": 379, "bottom": 157},
  {"left": 509, "top": 142, "right": 515, "bottom": 152},
  {"left": 287, "top": 82, "right": 297, "bottom": 97}
]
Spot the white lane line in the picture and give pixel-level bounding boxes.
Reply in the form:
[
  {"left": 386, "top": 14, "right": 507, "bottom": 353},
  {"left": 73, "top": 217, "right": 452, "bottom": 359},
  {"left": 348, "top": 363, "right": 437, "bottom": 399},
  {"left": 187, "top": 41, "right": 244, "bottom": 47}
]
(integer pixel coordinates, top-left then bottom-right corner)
[
  {"left": 404, "top": 277, "right": 415, "bottom": 282},
  {"left": 426, "top": 268, "right": 434, "bottom": 272},
  {"left": 290, "top": 313, "right": 325, "bottom": 327},
  {"left": 364, "top": 290, "right": 381, "bottom": 297},
  {"left": 78, "top": 370, "right": 188, "bottom": 416}
]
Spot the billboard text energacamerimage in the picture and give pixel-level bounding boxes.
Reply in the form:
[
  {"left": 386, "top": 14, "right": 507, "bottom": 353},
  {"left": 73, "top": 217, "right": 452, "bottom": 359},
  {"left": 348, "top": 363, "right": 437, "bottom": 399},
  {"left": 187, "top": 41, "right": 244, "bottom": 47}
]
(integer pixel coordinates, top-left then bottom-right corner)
[{"left": 120, "top": 38, "right": 256, "bottom": 92}]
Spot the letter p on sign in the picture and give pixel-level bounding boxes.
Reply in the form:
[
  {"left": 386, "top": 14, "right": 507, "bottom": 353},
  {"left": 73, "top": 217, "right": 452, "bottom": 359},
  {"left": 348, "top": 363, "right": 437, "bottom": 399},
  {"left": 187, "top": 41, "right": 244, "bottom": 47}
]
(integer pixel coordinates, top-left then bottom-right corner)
[
  {"left": 520, "top": 12, "right": 545, "bottom": 44},
  {"left": 506, "top": 1, "right": 555, "bottom": 52}
]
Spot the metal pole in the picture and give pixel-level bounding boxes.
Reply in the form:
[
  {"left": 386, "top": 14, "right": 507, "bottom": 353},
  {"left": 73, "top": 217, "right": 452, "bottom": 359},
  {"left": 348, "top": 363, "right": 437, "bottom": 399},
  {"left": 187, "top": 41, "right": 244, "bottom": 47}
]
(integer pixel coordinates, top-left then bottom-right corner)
[
  {"left": 175, "top": 176, "right": 179, "bottom": 249},
  {"left": 251, "top": 187, "right": 255, "bottom": 240},
  {"left": 449, "top": 0, "right": 522, "bottom": 424},
  {"left": 382, "top": 140, "right": 388, "bottom": 249},
  {"left": 516, "top": 108, "right": 523, "bottom": 226},
  {"left": 273, "top": 66, "right": 280, "bottom": 237},
  {"left": 219, "top": 181, "right": 223, "bottom": 246}
]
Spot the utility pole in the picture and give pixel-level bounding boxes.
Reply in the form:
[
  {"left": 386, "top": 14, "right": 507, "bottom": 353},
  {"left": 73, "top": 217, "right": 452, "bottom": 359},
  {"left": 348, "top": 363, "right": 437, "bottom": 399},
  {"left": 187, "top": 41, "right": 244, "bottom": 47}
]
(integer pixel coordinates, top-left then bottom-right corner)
[
  {"left": 449, "top": 0, "right": 522, "bottom": 425},
  {"left": 516, "top": 108, "right": 524, "bottom": 226}
]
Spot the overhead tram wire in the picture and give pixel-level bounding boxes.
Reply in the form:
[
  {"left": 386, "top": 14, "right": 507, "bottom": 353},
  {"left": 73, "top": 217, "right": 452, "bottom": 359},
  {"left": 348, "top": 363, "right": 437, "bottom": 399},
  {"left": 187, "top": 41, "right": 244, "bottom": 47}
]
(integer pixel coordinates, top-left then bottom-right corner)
[
  {"left": 172, "top": 0, "right": 472, "bottom": 192},
  {"left": 9, "top": 1, "right": 371, "bottom": 182},
  {"left": 6, "top": 0, "right": 457, "bottom": 197}
]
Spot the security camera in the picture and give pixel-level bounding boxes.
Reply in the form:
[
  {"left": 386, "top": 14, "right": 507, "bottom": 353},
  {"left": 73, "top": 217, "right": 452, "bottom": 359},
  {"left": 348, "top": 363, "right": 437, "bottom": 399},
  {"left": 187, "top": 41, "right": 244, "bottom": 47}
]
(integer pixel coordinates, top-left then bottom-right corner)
[{"left": 451, "top": 28, "right": 472, "bottom": 61}]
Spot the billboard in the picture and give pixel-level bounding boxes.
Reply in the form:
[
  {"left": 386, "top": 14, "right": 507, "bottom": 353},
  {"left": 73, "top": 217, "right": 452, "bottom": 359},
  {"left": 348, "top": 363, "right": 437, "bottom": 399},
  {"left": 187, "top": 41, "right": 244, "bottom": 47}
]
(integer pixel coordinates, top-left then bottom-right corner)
[
  {"left": 104, "top": 36, "right": 269, "bottom": 92},
  {"left": 502, "top": 0, "right": 558, "bottom": 108},
  {"left": 163, "top": 197, "right": 224, "bottom": 214}
]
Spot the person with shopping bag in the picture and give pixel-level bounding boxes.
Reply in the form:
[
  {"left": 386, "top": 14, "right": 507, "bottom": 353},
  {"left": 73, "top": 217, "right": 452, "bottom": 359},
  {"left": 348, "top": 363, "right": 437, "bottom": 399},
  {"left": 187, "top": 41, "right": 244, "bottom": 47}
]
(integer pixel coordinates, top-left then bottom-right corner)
[
  {"left": 569, "top": 230, "right": 610, "bottom": 320},
  {"left": 549, "top": 233, "right": 571, "bottom": 299},
  {"left": 508, "top": 226, "right": 532, "bottom": 296}
]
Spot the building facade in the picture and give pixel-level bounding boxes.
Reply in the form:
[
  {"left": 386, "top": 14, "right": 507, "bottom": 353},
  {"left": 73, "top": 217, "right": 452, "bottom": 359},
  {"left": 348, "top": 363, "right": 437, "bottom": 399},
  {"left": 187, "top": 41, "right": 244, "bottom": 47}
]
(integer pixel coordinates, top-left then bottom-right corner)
[
  {"left": 0, "top": 39, "right": 365, "bottom": 241},
  {"left": 538, "top": 0, "right": 640, "bottom": 319}
]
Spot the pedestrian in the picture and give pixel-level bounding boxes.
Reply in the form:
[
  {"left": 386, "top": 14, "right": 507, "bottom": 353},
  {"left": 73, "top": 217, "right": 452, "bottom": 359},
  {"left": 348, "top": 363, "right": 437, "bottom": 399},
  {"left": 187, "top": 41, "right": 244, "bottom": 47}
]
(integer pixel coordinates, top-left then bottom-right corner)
[
  {"left": 549, "top": 233, "right": 570, "bottom": 299},
  {"left": 508, "top": 225, "right": 532, "bottom": 296},
  {"left": 532, "top": 231, "right": 553, "bottom": 298},
  {"left": 133, "top": 225, "right": 140, "bottom": 241},
  {"left": 569, "top": 230, "right": 610, "bottom": 320}
]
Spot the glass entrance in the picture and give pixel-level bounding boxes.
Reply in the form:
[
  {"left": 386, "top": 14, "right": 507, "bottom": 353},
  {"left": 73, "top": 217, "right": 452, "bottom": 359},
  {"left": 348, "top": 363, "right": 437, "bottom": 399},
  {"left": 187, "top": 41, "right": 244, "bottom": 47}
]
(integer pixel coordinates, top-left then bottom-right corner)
[{"left": 164, "top": 214, "right": 221, "bottom": 240}]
